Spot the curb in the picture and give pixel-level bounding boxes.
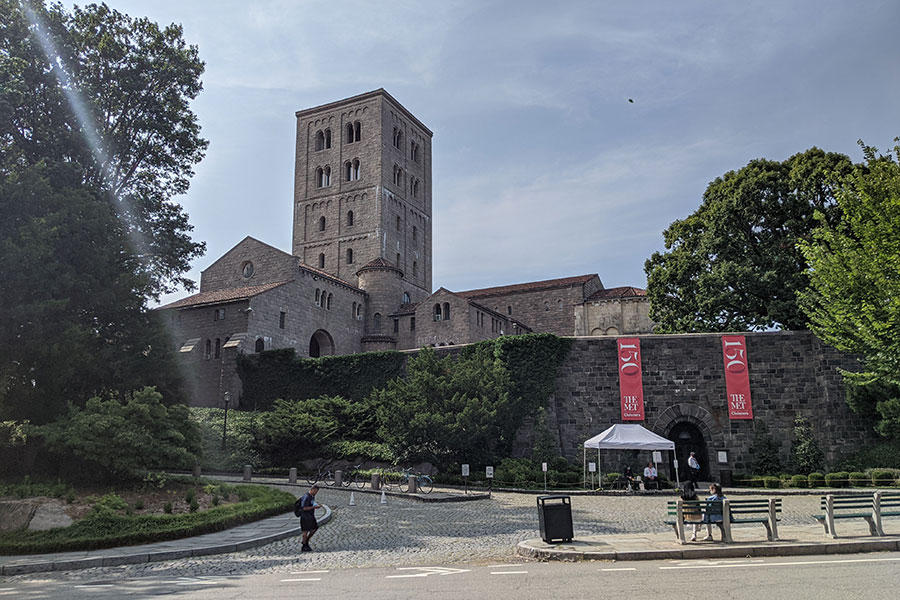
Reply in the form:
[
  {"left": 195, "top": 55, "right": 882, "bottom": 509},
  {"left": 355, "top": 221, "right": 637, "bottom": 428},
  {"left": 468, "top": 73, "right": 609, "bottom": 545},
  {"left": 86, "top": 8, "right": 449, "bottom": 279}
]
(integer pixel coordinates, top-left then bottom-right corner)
[
  {"left": 217, "top": 477, "right": 490, "bottom": 503},
  {"left": 0, "top": 506, "right": 332, "bottom": 577},
  {"left": 516, "top": 537, "right": 900, "bottom": 562}
]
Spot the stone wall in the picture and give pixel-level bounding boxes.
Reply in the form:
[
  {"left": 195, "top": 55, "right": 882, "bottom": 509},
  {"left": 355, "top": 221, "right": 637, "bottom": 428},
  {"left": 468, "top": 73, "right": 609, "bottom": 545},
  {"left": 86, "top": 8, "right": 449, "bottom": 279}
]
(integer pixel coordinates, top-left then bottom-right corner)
[
  {"left": 574, "top": 297, "right": 653, "bottom": 336},
  {"left": 516, "top": 331, "right": 875, "bottom": 480}
]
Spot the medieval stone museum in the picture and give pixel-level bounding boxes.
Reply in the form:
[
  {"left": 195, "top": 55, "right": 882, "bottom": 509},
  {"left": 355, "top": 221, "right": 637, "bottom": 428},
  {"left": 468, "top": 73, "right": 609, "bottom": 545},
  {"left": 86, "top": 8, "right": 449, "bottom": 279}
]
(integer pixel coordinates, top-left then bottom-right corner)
[{"left": 160, "top": 90, "right": 874, "bottom": 479}]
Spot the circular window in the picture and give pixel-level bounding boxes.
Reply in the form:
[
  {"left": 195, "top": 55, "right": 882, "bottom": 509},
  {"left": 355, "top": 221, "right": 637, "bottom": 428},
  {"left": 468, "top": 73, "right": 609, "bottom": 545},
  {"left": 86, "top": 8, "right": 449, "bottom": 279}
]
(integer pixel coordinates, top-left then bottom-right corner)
[{"left": 241, "top": 261, "right": 254, "bottom": 278}]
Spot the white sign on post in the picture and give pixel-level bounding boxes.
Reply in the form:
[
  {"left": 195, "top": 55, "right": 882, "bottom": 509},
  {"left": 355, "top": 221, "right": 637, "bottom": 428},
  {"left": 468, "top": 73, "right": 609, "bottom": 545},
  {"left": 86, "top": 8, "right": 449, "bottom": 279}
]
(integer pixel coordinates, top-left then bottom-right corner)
[
  {"left": 673, "top": 459, "right": 679, "bottom": 470},
  {"left": 542, "top": 462, "right": 548, "bottom": 472},
  {"left": 461, "top": 464, "right": 470, "bottom": 477},
  {"left": 588, "top": 462, "right": 596, "bottom": 473},
  {"left": 652, "top": 451, "right": 662, "bottom": 463},
  {"left": 486, "top": 466, "right": 494, "bottom": 478}
]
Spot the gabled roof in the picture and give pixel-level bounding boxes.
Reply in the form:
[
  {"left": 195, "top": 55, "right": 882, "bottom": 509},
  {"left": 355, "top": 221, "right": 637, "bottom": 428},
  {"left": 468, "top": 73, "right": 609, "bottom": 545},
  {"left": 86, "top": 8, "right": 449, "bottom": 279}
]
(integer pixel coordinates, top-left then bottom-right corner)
[
  {"left": 201, "top": 236, "right": 293, "bottom": 274},
  {"left": 457, "top": 274, "right": 599, "bottom": 299},
  {"left": 298, "top": 262, "right": 362, "bottom": 292},
  {"left": 586, "top": 286, "right": 647, "bottom": 301},
  {"left": 158, "top": 281, "right": 290, "bottom": 310}
]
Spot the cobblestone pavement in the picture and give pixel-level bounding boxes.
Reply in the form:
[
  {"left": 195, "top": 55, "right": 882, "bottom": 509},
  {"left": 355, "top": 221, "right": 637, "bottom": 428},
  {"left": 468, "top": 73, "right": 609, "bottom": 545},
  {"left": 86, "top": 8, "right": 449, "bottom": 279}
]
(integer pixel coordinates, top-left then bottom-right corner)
[{"left": 1, "top": 487, "right": 824, "bottom": 583}]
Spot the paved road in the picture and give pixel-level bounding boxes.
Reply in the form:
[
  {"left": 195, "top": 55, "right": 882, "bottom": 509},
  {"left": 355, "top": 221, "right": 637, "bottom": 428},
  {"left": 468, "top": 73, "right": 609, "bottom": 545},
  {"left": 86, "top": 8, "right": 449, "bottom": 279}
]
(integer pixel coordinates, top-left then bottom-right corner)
[
  {"left": 4, "top": 551, "right": 899, "bottom": 599},
  {"left": 0, "top": 487, "right": 829, "bottom": 584}
]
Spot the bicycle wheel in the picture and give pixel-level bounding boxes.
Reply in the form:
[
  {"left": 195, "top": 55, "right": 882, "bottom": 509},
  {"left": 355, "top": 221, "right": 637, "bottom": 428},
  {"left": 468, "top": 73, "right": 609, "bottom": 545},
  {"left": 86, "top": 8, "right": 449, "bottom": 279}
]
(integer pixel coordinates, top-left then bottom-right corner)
[
  {"left": 341, "top": 471, "right": 352, "bottom": 487},
  {"left": 354, "top": 471, "right": 366, "bottom": 489},
  {"left": 380, "top": 471, "right": 393, "bottom": 491},
  {"left": 418, "top": 475, "right": 433, "bottom": 494},
  {"left": 398, "top": 474, "right": 410, "bottom": 493},
  {"left": 306, "top": 472, "right": 318, "bottom": 485},
  {"left": 324, "top": 471, "right": 335, "bottom": 487}
]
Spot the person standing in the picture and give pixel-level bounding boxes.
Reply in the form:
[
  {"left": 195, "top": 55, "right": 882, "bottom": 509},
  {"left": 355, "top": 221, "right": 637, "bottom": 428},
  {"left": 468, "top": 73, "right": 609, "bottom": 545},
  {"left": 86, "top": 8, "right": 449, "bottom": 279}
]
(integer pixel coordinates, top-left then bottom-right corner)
[
  {"left": 298, "top": 485, "right": 324, "bottom": 552},
  {"left": 688, "top": 452, "right": 700, "bottom": 485}
]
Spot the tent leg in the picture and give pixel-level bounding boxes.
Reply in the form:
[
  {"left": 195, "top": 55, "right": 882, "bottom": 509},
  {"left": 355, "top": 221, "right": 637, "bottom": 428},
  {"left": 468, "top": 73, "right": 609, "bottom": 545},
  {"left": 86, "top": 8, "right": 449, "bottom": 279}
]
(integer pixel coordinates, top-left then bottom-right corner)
[
  {"left": 674, "top": 450, "right": 680, "bottom": 489},
  {"left": 583, "top": 448, "right": 586, "bottom": 489}
]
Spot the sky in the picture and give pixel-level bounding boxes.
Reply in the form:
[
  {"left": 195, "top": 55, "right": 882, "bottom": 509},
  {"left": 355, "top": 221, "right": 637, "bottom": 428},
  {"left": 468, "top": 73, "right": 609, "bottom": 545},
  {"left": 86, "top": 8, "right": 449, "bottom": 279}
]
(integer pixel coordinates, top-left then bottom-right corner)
[{"left": 97, "top": 0, "right": 900, "bottom": 307}]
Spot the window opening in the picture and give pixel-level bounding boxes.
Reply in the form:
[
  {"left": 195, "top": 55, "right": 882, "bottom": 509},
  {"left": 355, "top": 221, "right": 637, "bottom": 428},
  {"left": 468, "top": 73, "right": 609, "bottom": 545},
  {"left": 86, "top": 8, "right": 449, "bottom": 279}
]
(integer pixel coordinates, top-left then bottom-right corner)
[
  {"left": 318, "top": 253, "right": 325, "bottom": 269},
  {"left": 319, "top": 216, "right": 326, "bottom": 231},
  {"left": 214, "top": 338, "right": 221, "bottom": 359},
  {"left": 347, "top": 210, "right": 354, "bottom": 226},
  {"left": 346, "top": 248, "right": 353, "bottom": 264},
  {"left": 279, "top": 311, "right": 286, "bottom": 329},
  {"left": 255, "top": 338, "right": 265, "bottom": 353}
]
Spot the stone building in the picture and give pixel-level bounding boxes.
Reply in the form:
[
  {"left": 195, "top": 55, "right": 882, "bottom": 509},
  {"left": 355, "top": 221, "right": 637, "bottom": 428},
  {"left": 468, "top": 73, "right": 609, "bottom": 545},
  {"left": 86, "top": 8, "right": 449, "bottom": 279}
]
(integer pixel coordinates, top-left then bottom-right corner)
[{"left": 159, "top": 89, "right": 653, "bottom": 407}]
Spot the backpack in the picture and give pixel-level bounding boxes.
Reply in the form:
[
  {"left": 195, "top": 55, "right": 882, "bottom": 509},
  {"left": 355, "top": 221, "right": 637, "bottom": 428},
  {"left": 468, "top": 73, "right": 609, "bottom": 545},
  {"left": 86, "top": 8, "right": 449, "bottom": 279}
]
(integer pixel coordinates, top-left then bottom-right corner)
[{"left": 293, "top": 497, "right": 303, "bottom": 517}]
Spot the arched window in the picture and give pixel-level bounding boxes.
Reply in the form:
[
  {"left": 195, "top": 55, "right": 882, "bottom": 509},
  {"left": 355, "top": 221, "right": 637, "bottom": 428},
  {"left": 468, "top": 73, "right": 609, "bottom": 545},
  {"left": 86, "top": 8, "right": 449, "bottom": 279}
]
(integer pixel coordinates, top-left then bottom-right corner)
[
  {"left": 373, "top": 312, "right": 382, "bottom": 331},
  {"left": 392, "top": 127, "right": 398, "bottom": 148},
  {"left": 315, "top": 289, "right": 320, "bottom": 306},
  {"left": 507, "top": 306, "right": 512, "bottom": 315},
  {"left": 345, "top": 161, "right": 353, "bottom": 181},
  {"left": 412, "top": 226, "right": 417, "bottom": 243},
  {"left": 557, "top": 299, "right": 563, "bottom": 310},
  {"left": 315, "top": 130, "right": 324, "bottom": 151},
  {"left": 315, "top": 167, "right": 324, "bottom": 188},
  {"left": 327, "top": 293, "right": 333, "bottom": 310},
  {"left": 410, "top": 141, "right": 419, "bottom": 163},
  {"left": 354, "top": 121, "right": 361, "bottom": 142},
  {"left": 396, "top": 252, "right": 401, "bottom": 268},
  {"left": 356, "top": 304, "right": 361, "bottom": 320},
  {"left": 255, "top": 338, "right": 265, "bottom": 353},
  {"left": 402, "top": 292, "right": 411, "bottom": 304},
  {"left": 323, "top": 166, "right": 331, "bottom": 186},
  {"left": 413, "top": 261, "right": 417, "bottom": 276},
  {"left": 443, "top": 302, "right": 450, "bottom": 321},
  {"left": 433, "top": 304, "right": 442, "bottom": 321},
  {"left": 346, "top": 123, "right": 354, "bottom": 143},
  {"left": 214, "top": 338, "right": 221, "bottom": 359},
  {"left": 324, "top": 128, "right": 331, "bottom": 148},
  {"left": 204, "top": 339, "right": 211, "bottom": 360},
  {"left": 319, "top": 216, "right": 326, "bottom": 231},
  {"left": 544, "top": 301, "right": 550, "bottom": 311},
  {"left": 346, "top": 248, "right": 353, "bottom": 264},
  {"left": 347, "top": 210, "right": 354, "bottom": 226},
  {"left": 396, "top": 215, "right": 401, "bottom": 230},
  {"left": 412, "top": 179, "right": 419, "bottom": 198},
  {"left": 352, "top": 159, "right": 360, "bottom": 180},
  {"left": 396, "top": 130, "right": 403, "bottom": 149},
  {"left": 318, "top": 253, "right": 325, "bottom": 269},
  {"left": 352, "top": 301, "right": 357, "bottom": 317}
]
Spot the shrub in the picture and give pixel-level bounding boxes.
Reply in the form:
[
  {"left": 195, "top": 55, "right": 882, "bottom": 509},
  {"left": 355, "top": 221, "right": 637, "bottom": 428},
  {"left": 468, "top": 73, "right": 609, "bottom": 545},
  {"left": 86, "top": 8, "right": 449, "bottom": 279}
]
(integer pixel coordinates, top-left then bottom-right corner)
[
  {"left": 749, "top": 422, "right": 783, "bottom": 475},
  {"left": 134, "top": 499, "right": 144, "bottom": 510},
  {"left": 790, "top": 475, "right": 808, "bottom": 488},
  {"left": 163, "top": 502, "right": 173, "bottom": 514},
  {"left": 849, "top": 472, "right": 868, "bottom": 487},
  {"left": 790, "top": 417, "right": 824, "bottom": 474},
  {"left": 325, "top": 440, "right": 393, "bottom": 462},
  {"left": 825, "top": 471, "right": 850, "bottom": 488},
  {"left": 185, "top": 489, "right": 196, "bottom": 504},
  {"left": 94, "top": 493, "right": 128, "bottom": 512},
  {"left": 808, "top": 472, "right": 825, "bottom": 487},
  {"left": 495, "top": 458, "right": 537, "bottom": 485},
  {"left": 763, "top": 476, "right": 781, "bottom": 489},
  {"left": 871, "top": 469, "right": 898, "bottom": 486},
  {"left": 212, "top": 495, "right": 220, "bottom": 507},
  {"left": 189, "top": 498, "right": 199, "bottom": 512}
]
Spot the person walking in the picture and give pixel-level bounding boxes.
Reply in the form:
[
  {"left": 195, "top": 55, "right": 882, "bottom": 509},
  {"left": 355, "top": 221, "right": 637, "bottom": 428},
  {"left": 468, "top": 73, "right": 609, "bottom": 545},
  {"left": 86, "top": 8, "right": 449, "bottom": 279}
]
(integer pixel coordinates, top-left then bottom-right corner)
[
  {"left": 688, "top": 451, "right": 700, "bottom": 485},
  {"left": 298, "top": 484, "right": 324, "bottom": 552}
]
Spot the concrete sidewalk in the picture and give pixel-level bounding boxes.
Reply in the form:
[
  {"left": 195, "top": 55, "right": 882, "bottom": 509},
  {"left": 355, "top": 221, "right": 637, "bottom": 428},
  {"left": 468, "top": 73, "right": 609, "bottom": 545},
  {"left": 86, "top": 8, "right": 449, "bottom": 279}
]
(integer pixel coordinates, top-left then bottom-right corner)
[
  {"left": 518, "top": 521, "right": 900, "bottom": 561},
  {"left": 0, "top": 506, "right": 331, "bottom": 576}
]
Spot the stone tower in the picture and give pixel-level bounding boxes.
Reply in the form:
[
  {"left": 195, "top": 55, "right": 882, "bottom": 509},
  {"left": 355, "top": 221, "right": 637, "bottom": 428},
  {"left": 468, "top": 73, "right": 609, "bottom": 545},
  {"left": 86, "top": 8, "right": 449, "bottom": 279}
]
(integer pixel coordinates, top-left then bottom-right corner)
[{"left": 292, "top": 89, "right": 433, "bottom": 302}]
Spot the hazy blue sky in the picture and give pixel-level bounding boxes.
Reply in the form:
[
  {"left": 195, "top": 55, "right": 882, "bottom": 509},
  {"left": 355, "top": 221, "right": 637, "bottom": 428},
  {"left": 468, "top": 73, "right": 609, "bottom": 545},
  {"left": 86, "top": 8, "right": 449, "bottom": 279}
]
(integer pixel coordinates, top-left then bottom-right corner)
[{"left": 102, "top": 1, "right": 899, "bottom": 306}]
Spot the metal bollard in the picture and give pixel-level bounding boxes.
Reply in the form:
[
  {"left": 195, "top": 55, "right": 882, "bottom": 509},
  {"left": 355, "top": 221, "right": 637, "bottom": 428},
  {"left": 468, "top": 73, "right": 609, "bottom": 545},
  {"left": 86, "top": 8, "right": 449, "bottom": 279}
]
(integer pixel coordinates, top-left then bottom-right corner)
[
  {"left": 289, "top": 467, "right": 297, "bottom": 484},
  {"left": 408, "top": 475, "right": 417, "bottom": 494},
  {"left": 371, "top": 473, "right": 381, "bottom": 490},
  {"left": 334, "top": 469, "right": 343, "bottom": 487},
  {"left": 192, "top": 465, "right": 201, "bottom": 479},
  {"left": 243, "top": 465, "right": 252, "bottom": 481}
]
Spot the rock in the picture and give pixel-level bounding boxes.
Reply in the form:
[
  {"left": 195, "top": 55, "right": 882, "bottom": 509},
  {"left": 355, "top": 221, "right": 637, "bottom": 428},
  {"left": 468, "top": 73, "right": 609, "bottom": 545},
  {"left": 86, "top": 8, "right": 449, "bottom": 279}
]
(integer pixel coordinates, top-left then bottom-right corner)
[
  {"left": 0, "top": 500, "right": 38, "bottom": 532},
  {"left": 28, "top": 499, "right": 73, "bottom": 530}
]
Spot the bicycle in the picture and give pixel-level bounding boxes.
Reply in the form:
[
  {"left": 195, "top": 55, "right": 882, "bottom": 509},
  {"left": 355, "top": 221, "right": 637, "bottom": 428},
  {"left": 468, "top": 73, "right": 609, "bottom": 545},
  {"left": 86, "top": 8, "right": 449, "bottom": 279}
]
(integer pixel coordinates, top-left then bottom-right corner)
[
  {"left": 343, "top": 464, "right": 366, "bottom": 489},
  {"left": 397, "top": 468, "right": 434, "bottom": 494},
  {"left": 376, "top": 466, "right": 397, "bottom": 491},
  {"left": 306, "top": 463, "right": 336, "bottom": 487}
]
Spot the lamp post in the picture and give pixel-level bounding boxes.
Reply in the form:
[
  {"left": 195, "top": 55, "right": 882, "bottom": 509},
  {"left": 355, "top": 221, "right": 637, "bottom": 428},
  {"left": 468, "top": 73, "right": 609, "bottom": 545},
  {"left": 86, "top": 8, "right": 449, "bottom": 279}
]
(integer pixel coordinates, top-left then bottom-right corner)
[{"left": 221, "top": 391, "right": 230, "bottom": 450}]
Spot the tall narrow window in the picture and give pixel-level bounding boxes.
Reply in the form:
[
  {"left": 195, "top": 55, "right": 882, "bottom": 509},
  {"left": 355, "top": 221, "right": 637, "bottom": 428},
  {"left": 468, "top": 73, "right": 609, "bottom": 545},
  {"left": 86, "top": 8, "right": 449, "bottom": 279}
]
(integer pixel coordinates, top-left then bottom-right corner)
[
  {"left": 402, "top": 292, "right": 411, "bottom": 304},
  {"left": 346, "top": 248, "right": 353, "bottom": 264},
  {"left": 346, "top": 123, "right": 354, "bottom": 143},
  {"left": 433, "top": 304, "right": 442, "bottom": 321},
  {"left": 315, "top": 289, "right": 320, "bottom": 306},
  {"left": 318, "top": 253, "right": 325, "bottom": 269},
  {"left": 393, "top": 319, "right": 399, "bottom": 334},
  {"left": 255, "top": 338, "right": 265, "bottom": 353},
  {"left": 410, "top": 316, "right": 416, "bottom": 331},
  {"left": 354, "top": 121, "right": 361, "bottom": 142},
  {"left": 319, "top": 216, "right": 326, "bottom": 231},
  {"left": 443, "top": 302, "right": 450, "bottom": 321},
  {"left": 214, "top": 338, "right": 221, "bottom": 359},
  {"left": 413, "top": 179, "right": 419, "bottom": 198},
  {"left": 205, "top": 339, "right": 211, "bottom": 359},
  {"left": 396, "top": 253, "right": 401, "bottom": 269},
  {"left": 327, "top": 293, "right": 333, "bottom": 310},
  {"left": 413, "top": 261, "right": 418, "bottom": 276},
  {"left": 352, "top": 301, "right": 357, "bottom": 317},
  {"left": 396, "top": 130, "right": 403, "bottom": 149},
  {"left": 345, "top": 161, "right": 353, "bottom": 181},
  {"left": 396, "top": 215, "right": 401, "bottom": 230},
  {"left": 315, "top": 130, "right": 324, "bottom": 151},
  {"left": 279, "top": 311, "right": 286, "bottom": 329},
  {"left": 316, "top": 167, "right": 323, "bottom": 188},
  {"left": 323, "top": 166, "right": 331, "bottom": 186},
  {"left": 412, "top": 226, "right": 417, "bottom": 243},
  {"left": 356, "top": 304, "right": 361, "bottom": 320},
  {"left": 374, "top": 312, "right": 382, "bottom": 331},
  {"left": 352, "top": 159, "right": 360, "bottom": 180},
  {"left": 324, "top": 128, "right": 331, "bottom": 148},
  {"left": 347, "top": 210, "right": 354, "bottom": 226}
]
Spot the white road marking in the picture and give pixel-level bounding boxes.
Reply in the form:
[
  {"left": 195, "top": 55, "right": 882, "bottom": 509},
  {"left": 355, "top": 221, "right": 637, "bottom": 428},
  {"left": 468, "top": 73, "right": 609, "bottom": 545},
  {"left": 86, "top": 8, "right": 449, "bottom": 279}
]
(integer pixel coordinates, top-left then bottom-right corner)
[
  {"left": 387, "top": 566, "right": 470, "bottom": 578},
  {"left": 491, "top": 571, "right": 529, "bottom": 575},
  {"left": 660, "top": 557, "right": 900, "bottom": 570},
  {"left": 177, "top": 580, "right": 219, "bottom": 585},
  {"left": 74, "top": 584, "right": 114, "bottom": 588},
  {"left": 290, "top": 570, "right": 329, "bottom": 574},
  {"left": 601, "top": 567, "right": 637, "bottom": 571},
  {"left": 281, "top": 578, "right": 322, "bottom": 582},
  {"left": 0, "top": 591, "right": 19, "bottom": 596},
  {"left": 486, "top": 564, "right": 524, "bottom": 568}
]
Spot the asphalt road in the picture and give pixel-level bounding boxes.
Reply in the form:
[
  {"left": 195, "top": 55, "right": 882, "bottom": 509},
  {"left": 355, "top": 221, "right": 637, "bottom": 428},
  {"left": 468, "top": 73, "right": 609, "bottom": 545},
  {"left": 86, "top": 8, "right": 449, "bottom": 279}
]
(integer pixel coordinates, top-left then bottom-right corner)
[{"left": 4, "top": 551, "right": 899, "bottom": 599}]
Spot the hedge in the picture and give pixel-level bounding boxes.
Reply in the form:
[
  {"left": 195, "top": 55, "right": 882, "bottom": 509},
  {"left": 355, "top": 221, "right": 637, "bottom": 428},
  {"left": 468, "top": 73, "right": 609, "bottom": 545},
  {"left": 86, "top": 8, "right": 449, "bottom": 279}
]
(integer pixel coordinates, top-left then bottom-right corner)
[
  {"left": 0, "top": 484, "right": 294, "bottom": 554},
  {"left": 849, "top": 472, "right": 868, "bottom": 487},
  {"left": 824, "top": 471, "right": 850, "bottom": 488},
  {"left": 808, "top": 472, "right": 826, "bottom": 487}
]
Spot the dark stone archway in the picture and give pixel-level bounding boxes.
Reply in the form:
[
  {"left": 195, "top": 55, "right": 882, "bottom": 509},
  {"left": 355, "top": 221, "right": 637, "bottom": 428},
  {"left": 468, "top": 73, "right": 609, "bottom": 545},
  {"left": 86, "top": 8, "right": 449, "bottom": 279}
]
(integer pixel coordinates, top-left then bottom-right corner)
[
  {"left": 652, "top": 403, "right": 722, "bottom": 484},
  {"left": 309, "top": 329, "right": 335, "bottom": 358}
]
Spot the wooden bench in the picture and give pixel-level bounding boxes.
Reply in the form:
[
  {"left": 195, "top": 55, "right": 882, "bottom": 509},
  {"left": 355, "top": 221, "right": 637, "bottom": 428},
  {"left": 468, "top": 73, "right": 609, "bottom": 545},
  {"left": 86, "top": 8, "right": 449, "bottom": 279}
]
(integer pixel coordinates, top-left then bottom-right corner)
[
  {"left": 665, "top": 498, "right": 781, "bottom": 544},
  {"left": 815, "top": 492, "right": 900, "bottom": 538}
]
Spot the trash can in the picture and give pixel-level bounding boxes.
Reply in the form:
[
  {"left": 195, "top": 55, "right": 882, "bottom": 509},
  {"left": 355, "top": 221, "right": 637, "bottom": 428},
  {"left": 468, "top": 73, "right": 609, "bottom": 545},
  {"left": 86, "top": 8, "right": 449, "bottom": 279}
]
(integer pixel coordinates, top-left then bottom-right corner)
[
  {"left": 536, "top": 495, "right": 573, "bottom": 543},
  {"left": 719, "top": 469, "right": 733, "bottom": 487}
]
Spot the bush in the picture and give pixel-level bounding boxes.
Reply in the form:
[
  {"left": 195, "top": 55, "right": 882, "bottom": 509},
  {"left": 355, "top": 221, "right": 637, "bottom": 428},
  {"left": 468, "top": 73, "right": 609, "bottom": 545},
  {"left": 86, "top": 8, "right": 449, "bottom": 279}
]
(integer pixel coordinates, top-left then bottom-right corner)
[
  {"left": 163, "top": 502, "right": 173, "bottom": 514},
  {"left": 790, "top": 417, "right": 824, "bottom": 474},
  {"left": 808, "top": 472, "right": 825, "bottom": 487},
  {"left": 825, "top": 471, "right": 850, "bottom": 488},
  {"left": 189, "top": 497, "right": 199, "bottom": 512},
  {"left": 871, "top": 469, "right": 898, "bottom": 486},
  {"left": 849, "top": 472, "right": 868, "bottom": 487},
  {"left": 94, "top": 493, "right": 128, "bottom": 512},
  {"left": 763, "top": 476, "right": 781, "bottom": 489},
  {"left": 325, "top": 440, "right": 393, "bottom": 462},
  {"left": 134, "top": 499, "right": 144, "bottom": 510},
  {"left": 790, "top": 475, "right": 808, "bottom": 488}
]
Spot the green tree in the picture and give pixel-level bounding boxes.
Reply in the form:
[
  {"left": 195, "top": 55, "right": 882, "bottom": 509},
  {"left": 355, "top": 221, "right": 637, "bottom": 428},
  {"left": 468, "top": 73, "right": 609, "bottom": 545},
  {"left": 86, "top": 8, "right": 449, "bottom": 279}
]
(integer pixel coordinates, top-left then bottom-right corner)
[
  {"left": 799, "top": 142, "right": 900, "bottom": 437},
  {"left": 789, "top": 416, "right": 824, "bottom": 474},
  {"left": 645, "top": 148, "right": 853, "bottom": 332},
  {"left": 40, "top": 386, "right": 200, "bottom": 479},
  {"left": 748, "top": 421, "right": 782, "bottom": 475},
  {"left": 0, "top": 1, "right": 206, "bottom": 420}
]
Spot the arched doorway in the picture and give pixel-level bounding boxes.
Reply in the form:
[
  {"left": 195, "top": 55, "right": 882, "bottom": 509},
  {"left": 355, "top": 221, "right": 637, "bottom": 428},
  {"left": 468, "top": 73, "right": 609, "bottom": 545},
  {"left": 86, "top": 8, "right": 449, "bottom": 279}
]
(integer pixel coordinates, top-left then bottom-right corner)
[
  {"left": 668, "top": 421, "right": 709, "bottom": 483},
  {"left": 308, "top": 329, "right": 335, "bottom": 358}
]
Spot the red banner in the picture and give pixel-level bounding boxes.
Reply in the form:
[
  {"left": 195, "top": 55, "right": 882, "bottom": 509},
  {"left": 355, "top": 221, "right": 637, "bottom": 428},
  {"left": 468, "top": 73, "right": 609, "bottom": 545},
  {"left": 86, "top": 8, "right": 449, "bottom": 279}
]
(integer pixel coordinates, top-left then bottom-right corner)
[
  {"left": 721, "top": 335, "right": 753, "bottom": 419},
  {"left": 617, "top": 338, "right": 645, "bottom": 421}
]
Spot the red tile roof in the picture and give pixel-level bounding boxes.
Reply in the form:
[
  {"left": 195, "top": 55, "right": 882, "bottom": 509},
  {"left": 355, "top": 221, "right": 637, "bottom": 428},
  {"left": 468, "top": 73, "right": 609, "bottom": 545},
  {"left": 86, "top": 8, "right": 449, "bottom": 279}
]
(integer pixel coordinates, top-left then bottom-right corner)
[
  {"left": 586, "top": 286, "right": 647, "bottom": 301},
  {"left": 157, "top": 281, "right": 291, "bottom": 310},
  {"left": 457, "top": 274, "right": 598, "bottom": 299}
]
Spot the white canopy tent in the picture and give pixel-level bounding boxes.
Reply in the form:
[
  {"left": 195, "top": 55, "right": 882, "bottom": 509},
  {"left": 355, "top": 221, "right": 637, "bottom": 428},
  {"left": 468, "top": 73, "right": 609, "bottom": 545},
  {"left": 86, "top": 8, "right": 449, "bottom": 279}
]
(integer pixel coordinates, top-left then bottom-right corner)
[{"left": 583, "top": 424, "right": 679, "bottom": 489}]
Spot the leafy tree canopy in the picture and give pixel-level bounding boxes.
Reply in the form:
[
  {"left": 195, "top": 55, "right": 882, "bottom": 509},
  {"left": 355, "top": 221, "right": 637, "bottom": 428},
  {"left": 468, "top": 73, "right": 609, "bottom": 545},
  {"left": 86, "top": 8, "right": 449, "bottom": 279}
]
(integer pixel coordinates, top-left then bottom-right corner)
[
  {"left": 799, "top": 141, "right": 900, "bottom": 437},
  {"left": 645, "top": 148, "right": 853, "bottom": 332}
]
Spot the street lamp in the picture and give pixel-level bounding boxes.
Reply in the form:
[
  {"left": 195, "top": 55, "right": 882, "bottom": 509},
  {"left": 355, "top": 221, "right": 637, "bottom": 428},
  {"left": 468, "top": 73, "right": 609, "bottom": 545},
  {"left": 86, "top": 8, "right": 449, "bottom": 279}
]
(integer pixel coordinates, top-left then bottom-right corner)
[{"left": 221, "top": 391, "right": 230, "bottom": 450}]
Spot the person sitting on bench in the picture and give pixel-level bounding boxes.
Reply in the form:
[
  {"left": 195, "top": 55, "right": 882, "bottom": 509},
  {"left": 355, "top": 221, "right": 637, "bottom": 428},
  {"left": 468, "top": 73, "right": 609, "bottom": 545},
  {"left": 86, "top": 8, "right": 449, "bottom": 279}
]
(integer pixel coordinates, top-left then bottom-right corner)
[
  {"left": 643, "top": 462, "right": 658, "bottom": 489},
  {"left": 622, "top": 466, "right": 638, "bottom": 490},
  {"left": 703, "top": 483, "right": 726, "bottom": 541}
]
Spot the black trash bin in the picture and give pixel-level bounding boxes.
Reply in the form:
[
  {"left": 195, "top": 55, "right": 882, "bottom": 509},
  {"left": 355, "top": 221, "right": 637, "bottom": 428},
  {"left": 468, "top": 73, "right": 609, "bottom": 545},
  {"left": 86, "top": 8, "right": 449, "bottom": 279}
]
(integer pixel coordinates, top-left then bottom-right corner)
[
  {"left": 719, "top": 469, "right": 733, "bottom": 487},
  {"left": 536, "top": 495, "right": 573, "bottom": 543}
]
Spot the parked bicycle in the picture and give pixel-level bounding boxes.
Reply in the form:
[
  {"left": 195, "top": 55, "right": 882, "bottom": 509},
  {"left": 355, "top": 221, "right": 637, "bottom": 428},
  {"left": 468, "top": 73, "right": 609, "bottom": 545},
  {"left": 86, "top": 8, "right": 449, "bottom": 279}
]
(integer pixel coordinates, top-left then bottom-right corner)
[
  {"left": 376, "top": 466, "right": 398, "bottom": 491},
  {"left": 343, "top": 464, "right": 367, "bottom": 489},
  {"left": 306, "top": 463, "right": 336, "bottom": 487},
  {"left": 397, "top": 468, "right": 434, "bottom": 494}
]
